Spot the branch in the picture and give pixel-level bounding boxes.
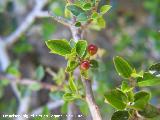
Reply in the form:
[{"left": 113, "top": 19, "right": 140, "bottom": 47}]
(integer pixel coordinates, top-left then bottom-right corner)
[
  {"left": 70, "top": 22, "right": 102, "bottom": 120},
  {"left": 0, "top": 74, "right": 63, "bottom": 91},
  {"left": 15, "top": 91, "right": 31, "bottom": 120},
  {"left": 48, "top": 11, "right": 71, "bottom": 27},
  {"left": 4, "top": 0, "right": 49, "bottom": 47},
  {"left": 81, "top": 77, "right": 102, "bottom": 120},
  {"left": 0, "top": 39, "right": 10, "bottom": 71},
  {"left": 10, "top": 81, "right": 21, "bottom": 103}
]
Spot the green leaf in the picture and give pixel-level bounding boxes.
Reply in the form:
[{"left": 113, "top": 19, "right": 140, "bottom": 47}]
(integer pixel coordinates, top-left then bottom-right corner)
[
  {"left": 69, "top": 77, "right": 77, "bottom": 92},
  {"left": 35, "top": 66, "right": 45, "bottom": 81},
  {"left": 100, "top": 5, "right": 112, "bottom": 14},
  {"left": 67, "top": 5, "right": 85, "bottom": 16},
  {"left": 63, "top": 93, "right": 78, "bottom": 101},
  {"left": 69, "top": 39, "right": 76, "bottom": 48},
  {"left": 77, "top": 13, "right": 88, "bottom": 22},
  {"left": 28, "top": 83, "right": 41, "bottom": 91},
  {"left": 138, "top": 72, "right": 160, "bottom": 87},
  {"left": 90, "top": 60, "right": 99, "bottom": 68},
  {"left": 65, "top": 3, "right": 71, "bottom": 18},
  {"left": 76, "top": 40, "right": 87, "bottom": 58},
  {"left": 138, "top": 104, "right": 160, "bottom": 118},
  {"left": 83, "top": 3, "right": 92, "bottom": 10},
  {"left": 75, "top": 22, "right": 81, "bottom": 27},
  {"left": 66, "top": 60, "right": 79, "bottom": 72},
  {"left": 113, "top": 56, "right": 133, "bottom": 78},
  {"left": 131, "top": 91, "right": 151, "bottom": 110},
  {"left": 126, "top": 90, "right": 134, "bottom": 102},
  {"left": 121, "top": 81, "right": 133, "bottom": 93},
  {"left": 149, "top": 63, "right": 160, "bottom": 76},
  {"left": 104, "top": 89, "right": 128, "bottom": 110},
  {"left": 6, "top": 62, "right": 20, "bottom": 77},
  {"left": 45, "top": 39, "right": 72, "bottom": 56},
  {"left": 131, "top": 70, "right": 143, "bottom": 78},
  {"left": 97, "top": 16, "right": 106, "bottom": 28},
  {"left": 65, "top": 47, "right": 77, "bottom": 61},
  {"left": 111, "top": 111, "right": 129, "bottom": 120},
  {"left": 91, "top": 12, "right": 99, "bottom": 19}
]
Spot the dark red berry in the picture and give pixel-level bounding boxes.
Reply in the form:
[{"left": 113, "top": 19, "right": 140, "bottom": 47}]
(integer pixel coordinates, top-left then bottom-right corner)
[
  {"left": 88, "top": 44, "right": 98, "bottom": 56},
  {"left": 80, "top": 60, "right": 90, "bottom": 70}
]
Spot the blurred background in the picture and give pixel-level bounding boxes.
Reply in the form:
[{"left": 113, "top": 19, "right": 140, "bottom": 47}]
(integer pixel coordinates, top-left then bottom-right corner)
[{"left": 0, "top": 0, "right": 160, "bottom": 120}]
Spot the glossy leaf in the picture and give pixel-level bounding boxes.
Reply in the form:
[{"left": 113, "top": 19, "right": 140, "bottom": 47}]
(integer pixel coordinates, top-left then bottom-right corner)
[
  {"left": 66, "top": 60, "right": 79, "bottom": 72},
  {"left": 91, "top": 12, "right": 99, "bottom": 19},
  {"left": 67, "top": 5, "right": 85, "bottom": 16},
  {"left": 90, "top": 60, "right": 99, "bottom": 68},
  {"left": 83, "top": 3, "right": 92, "bottom": 10},
  {"left": 75, "top": 22, "right": 81, "bottom": 27},
  {"left": 104, "top": 89, "right": 128, "bottom": 110},
  {"left": 149, "top": 63, "right": 160, "bottom": 77},
  {"left": 63, "top": 93, "right": 79, "bottom": 101},
  {"left": 113, "top": 56, "right": 133, "bottom": 78},
  {"left": 131, "top": 70, "right": 143, "bottom": 78},
  {"left": 45, "top": 39, "right": 72, "bottom": 56},
  {"left": 121, "top": 81, "right": 132, "bottom": 93},
  {"left": 76, "top": 40, "right": 87, "bottom": 58},
  {"left": 111, "top": 111, "right": 129, "bottom": 120},
  {"left": 77, "top": 13, "right": 88, "bottom": 21},
  {"left": 126, "top": 90, "right": 134, "bottom": 102},
  {"left": 69, "top": 76, "right": 77, "bottom": 92},
  {"left": 69, "top": 39, "right": 76, "bottom": 48},
  {"left": 97, "top": 16, "right": 106, "bottom": 28},
  {"left": 138, "top": 72, "right": 160, "bottom": 87},
  {"left": 65, "top": 3, "right": 71, "bottom": 17},
  {"left": 131, "top": 91, "right": 151, "bottom": 110},
  {"left": 100, "top": 5, "right": 112, "bottom": 14}
]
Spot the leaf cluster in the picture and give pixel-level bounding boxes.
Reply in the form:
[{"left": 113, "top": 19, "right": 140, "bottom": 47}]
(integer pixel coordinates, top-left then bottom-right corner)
[{"left": 104, "top": 56, "right": 160, "bottom": 119}]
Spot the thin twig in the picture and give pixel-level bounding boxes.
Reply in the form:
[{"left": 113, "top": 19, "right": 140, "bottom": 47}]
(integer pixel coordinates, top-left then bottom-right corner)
[
  {"left": 46, "top": 67, "right": 56, "bottom": 77},
  {"left": 0, "top": 74, "right": 63, "bottom": 91},
  {"left": 4, "top": 0, "right": 49, "bottom": 47},
  {"left": 48, "top": 11, "right": 71, "bottom": 27}
]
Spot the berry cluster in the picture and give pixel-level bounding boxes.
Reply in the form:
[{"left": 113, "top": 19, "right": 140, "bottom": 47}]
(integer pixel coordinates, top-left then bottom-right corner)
[{"left": 80, "top": 44, "right": 98, "bottom": 70}]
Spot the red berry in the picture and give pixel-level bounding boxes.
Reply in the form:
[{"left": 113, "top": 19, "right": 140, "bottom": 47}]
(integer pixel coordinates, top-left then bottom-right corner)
[
  {"left": 80, "top": 60, "right": 90, "bottom": 70},
  {"left": 88, "top": 44, "right": 98, "bottom": 56}
]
